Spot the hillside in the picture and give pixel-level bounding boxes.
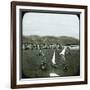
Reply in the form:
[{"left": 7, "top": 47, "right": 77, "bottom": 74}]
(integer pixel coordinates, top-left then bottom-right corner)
[{"left": 23, "top": 35, "right": 79, "bottom": 45}]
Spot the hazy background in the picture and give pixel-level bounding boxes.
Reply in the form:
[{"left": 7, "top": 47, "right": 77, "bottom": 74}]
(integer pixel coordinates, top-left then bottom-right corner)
[{"left": 23, "top": 12, "right": 79, "bottom": 39}]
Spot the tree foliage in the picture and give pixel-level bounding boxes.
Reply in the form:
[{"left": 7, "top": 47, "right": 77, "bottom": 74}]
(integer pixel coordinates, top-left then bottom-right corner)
[{"left": 23, "top": 35, "right": 79, "bottom": 45}]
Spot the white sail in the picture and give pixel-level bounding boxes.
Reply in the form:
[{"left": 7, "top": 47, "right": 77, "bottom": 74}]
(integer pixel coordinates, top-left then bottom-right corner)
[
  {"left": 52, "top": 51, "right": 56, "bottom": 65},
  {"left": 60, "top": 46, "right": 67, "bottom": 55},
  {"left": 59, "top": 46, "right": 67, "bottom": 61}
]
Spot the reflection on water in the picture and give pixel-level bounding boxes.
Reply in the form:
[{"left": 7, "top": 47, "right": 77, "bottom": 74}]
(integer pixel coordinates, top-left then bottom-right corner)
[{"left": 49, "top": 73, "right": 59, "bottom": 77}]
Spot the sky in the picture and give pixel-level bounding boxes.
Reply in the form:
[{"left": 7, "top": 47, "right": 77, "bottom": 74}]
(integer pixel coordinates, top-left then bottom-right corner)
[{"left": 22, "top": 12, "right": 79, "bottom": 39}]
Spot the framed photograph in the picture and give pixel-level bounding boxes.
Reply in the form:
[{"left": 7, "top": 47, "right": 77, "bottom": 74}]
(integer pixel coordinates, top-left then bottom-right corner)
[{"left": 11, "top": 1, "right": 88, "bottom": 89}]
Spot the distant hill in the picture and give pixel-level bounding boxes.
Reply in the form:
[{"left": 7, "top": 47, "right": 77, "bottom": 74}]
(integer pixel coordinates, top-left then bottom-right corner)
[
  {"left": 23, "top": 35, "right": 79, "bottom": 45},
  {"left": 57, "top": 36, "right": 79, "bottom": 45}
]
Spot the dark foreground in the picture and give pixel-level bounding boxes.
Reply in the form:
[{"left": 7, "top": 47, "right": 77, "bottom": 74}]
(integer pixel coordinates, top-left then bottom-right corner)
[{"left": 21, "top": 48, "right": 80, "bottom": 78}]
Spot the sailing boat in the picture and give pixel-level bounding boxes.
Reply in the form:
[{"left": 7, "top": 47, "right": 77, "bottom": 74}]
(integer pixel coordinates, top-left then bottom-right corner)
[
  {"left": 60, "top": 46, "right": 67, "bottom": 55},
  {"left": 52, "top": 51, "right": 56, "bottom": 65},
  {"left": 59, "top": 46, "right": 67, "bottom": 61},
  {"left": 49, "top": 51, "right": 59, "bottom": 77}
]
